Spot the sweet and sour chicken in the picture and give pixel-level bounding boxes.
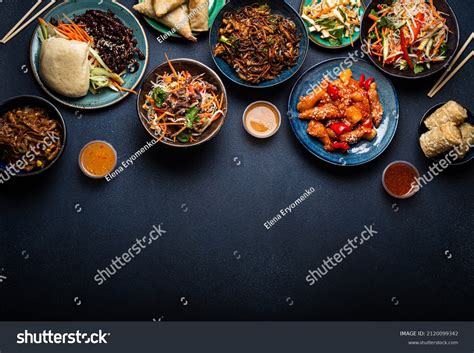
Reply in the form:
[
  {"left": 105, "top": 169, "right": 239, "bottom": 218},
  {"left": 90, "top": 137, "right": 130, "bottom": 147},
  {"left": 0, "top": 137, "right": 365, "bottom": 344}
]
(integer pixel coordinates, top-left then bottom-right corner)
[{"left": 297, "top": 69, "right": 384, "bottom": 152}]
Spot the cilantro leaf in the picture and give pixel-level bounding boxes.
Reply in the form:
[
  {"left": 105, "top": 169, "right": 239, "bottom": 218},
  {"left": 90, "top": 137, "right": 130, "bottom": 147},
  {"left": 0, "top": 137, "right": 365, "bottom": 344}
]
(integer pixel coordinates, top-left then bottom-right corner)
[{"left": 413, "top": 64, "right": 425, "bottom": 74}]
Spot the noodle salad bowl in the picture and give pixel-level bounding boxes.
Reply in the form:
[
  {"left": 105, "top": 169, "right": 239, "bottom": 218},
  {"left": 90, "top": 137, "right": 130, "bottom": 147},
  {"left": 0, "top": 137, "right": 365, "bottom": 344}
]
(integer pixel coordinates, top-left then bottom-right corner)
[
  {"left": 360, "top": 0, "right": 459, "bottom": 79},
  {"left": 136, "top": 59, "right": 228, "bottom": 148}
]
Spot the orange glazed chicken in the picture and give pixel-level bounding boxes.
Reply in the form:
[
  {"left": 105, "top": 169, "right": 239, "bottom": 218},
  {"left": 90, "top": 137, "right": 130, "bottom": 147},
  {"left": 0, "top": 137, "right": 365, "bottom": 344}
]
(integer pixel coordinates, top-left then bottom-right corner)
[{"left": 297, "top": 69, "right": 383, "bottom": 152}]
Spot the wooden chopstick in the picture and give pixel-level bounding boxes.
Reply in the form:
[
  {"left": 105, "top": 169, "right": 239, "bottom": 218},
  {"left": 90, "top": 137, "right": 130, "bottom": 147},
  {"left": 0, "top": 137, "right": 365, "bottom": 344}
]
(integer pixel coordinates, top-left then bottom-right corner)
[
  {"left": 428, "top": 50, "right": 474, "bottom": 97},
  {"left": 0, "top": 0, "right": 42, "bottom": 43},
  {"left": 1, "top": 0, "right": 56, "bottom": 44},
  {"left": 428, "top": 32, "right": 474, "bottom": 96}
]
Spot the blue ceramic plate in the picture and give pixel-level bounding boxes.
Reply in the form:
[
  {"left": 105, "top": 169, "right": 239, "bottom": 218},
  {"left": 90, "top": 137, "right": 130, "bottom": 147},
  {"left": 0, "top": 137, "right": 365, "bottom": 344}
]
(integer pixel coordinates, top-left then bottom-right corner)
[
  {"left": 288, "top": 58, "right": 399, "bottom": 166},
  {"left": 29, "top": 0, "right": 149, "bottom": 110},
  {"left": 209, "top": 0, "right": 309, "bottom": 88}
]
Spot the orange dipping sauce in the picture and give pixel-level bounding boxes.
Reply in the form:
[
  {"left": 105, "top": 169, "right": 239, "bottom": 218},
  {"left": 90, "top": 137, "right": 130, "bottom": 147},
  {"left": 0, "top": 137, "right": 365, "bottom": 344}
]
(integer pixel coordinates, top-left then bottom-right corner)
[
  {"left": 79, "top": 141, "right": 117, "bottom": 179},
  {"left": 383, "top": 161, "right": 419, "bottom": 198},
  {"left": 243, "top": 101, "right": 280, "bottom": 138}
]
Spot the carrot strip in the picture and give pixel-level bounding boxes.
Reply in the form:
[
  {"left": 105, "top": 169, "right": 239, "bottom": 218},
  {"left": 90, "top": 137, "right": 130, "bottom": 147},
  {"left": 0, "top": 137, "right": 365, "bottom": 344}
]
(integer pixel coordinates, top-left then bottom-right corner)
[
  {"left": 210, "top": 112, "right": 222, "bottom": 123},
  {"left": 111, "top": 81, "right": 137, "bottom": 95},
  {"left": 164, "top": 53, "right": 178, "bottom": 78},
  {"left": 372, "top": 38, "right": 382, "bottom": 46},
  {"left": 368, "top": 14, "right": 378, "bottom": 21},
  {"left": 368, "top": 21, "right": 377, "bottom": 33},
  {"left": 219, "top": 93, "right": 224, "bottom": 110}
]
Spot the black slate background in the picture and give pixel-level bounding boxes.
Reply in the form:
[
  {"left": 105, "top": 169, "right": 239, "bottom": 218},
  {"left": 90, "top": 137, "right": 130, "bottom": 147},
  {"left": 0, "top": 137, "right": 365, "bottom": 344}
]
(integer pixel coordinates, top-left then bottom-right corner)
[{"left": 0, "top": 0, "right": 472, "bottom": 321}]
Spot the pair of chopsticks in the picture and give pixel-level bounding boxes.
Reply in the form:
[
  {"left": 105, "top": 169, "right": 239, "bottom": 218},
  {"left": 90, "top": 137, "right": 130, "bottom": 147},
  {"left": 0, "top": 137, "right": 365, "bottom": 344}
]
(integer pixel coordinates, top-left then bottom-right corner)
[
  {"left": 428, "top": 32, "right": 474, "bottom": 98},
  {"left": 0, "top": 0, "right": 56, "bottom": 44}
]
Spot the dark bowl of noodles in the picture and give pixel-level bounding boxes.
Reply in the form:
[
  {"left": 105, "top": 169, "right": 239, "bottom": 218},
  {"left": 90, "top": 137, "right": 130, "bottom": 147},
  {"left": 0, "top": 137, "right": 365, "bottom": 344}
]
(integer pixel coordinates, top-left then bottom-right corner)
[
  {"left": 0, "top": 95, "right": 67, "bottom": 178},
  {"left": 209, "top": 0, "right": 309, "bottom": 88}
]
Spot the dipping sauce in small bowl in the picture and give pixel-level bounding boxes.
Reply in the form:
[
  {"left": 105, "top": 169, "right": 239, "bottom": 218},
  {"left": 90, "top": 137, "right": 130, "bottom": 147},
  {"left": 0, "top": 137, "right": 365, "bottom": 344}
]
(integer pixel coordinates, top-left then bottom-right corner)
[
  {"left": 382, "top": 161, "right": 420, "bottom": 199},
  {"left": 79, "top": 141, "right": 117, "bottom": 179},
  {"left": 243, "top": 101, "right": 281, "bottom": 138}
]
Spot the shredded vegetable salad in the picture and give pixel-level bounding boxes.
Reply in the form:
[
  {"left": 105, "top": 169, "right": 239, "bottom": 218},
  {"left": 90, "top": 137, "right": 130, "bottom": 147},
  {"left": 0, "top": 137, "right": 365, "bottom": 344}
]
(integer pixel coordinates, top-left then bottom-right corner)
[
  {"left": 366, "top": 0, "right": 449, "bottom": 74},
  {"left": 302, "top": 0, "right": 362, "bottom": 46},
  {"left": 143, "top": 60, "right": 224, "bottom": 144}
]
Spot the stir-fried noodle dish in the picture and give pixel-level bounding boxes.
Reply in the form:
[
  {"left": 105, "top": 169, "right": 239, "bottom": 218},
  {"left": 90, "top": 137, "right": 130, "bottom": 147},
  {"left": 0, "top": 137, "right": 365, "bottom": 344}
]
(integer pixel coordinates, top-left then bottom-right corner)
[{"left": 214, "top": 4, "right": 301, "bottom": 83}]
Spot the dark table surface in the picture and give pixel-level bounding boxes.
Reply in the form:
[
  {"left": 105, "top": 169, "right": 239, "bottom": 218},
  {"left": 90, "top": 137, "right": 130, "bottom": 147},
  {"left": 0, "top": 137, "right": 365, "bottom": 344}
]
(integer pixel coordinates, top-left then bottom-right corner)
[{"left": 0, "top": 0, "right": 473, "bottom": 321}]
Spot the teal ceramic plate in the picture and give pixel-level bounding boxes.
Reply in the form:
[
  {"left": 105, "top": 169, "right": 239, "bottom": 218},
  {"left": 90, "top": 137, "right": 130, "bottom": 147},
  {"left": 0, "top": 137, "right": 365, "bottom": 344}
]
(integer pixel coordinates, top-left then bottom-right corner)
[
  {"left": 30, "top": 0, "right": 149, "bottom": 110},
  {"left": 138, "top": 0, "right": 226, "bottom": 38},
  {"left": 299, "top": 0, "right": 364, "bottom": 49}
]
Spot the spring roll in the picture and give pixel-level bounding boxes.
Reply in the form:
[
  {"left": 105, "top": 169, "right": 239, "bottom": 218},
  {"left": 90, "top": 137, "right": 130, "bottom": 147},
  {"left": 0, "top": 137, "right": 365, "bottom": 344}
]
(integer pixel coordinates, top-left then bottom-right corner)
[
  {"left": 456, "top": 123, "right": 474, "bottom": 159},
  {"left": 420, "top": 123, "right": 462, "bottom": 158},
  {"left": 189, "top": 0, "right": 209, "bottom": 32},
  {"left": 424, "top": 101, "right": 467, "bottom": 130}
]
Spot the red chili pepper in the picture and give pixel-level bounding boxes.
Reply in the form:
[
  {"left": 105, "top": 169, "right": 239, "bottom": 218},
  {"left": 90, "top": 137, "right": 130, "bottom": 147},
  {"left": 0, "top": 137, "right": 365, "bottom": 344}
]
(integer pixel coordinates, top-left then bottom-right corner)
[
  {"left": 412, "top": 13, "right": 424, "bottom": 44},
  {"left": 362, "top": 118, "right": 373, "bottom": 129},
  {"left": 329, "top": 123, "right": 352, "bottom": 136},
  {"left": 331, "top": 141, "right": 350, "bottom": 152},
  {"left": 364, "top": 77, "right": 375, "bottom": 90},
  {"left": 400, "top": 29, "right": 414, "bottom": 70},
  {"left": 187, "top": 84, "right": 195, "bottom": 95},
  {"left": 359, "top": 73, "right": 365, "bottom": 87},
  {"left": 327, "top": 83, "right": 339, "bottom": 100}
]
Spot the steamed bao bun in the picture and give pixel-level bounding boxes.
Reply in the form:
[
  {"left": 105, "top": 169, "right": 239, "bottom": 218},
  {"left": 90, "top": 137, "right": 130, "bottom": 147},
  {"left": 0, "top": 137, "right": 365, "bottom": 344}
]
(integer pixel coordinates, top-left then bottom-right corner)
[{"left": 39, "top": 37, "right": 90, "bottom": 98}]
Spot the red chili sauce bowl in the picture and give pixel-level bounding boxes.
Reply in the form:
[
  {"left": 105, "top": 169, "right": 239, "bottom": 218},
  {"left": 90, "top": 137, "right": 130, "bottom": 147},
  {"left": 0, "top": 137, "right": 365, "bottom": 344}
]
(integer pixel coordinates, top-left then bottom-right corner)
[{"left": 382, "top": 161, "right": 420, "bottom": 199}]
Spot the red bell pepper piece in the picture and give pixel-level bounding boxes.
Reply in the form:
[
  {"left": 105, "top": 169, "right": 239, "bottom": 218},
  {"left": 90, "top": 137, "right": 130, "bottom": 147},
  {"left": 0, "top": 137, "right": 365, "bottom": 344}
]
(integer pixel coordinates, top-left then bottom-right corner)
[
  {"left": 329, "top": 123, "right": 351, "bottom": 136},
  {"left": 400, "top": 29, "right": 414, "bottom": 70},
  {"left": 364, "top": 77, "right": 375, "bottom": 90},
  {"left": 359, "top": 73, "right": 365, "bottom": 87},
  {"left": 327, "top": 83, "right": 339, "bottom": 100},
  {"left": 331, "top": 141, "right": 350, "bottom": 152},
  {"left": 362, "top": 118, "right": 373, "bottom": 129},
  {"left": 412, "top": 13, "right": 424, "bottom": 44}
]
